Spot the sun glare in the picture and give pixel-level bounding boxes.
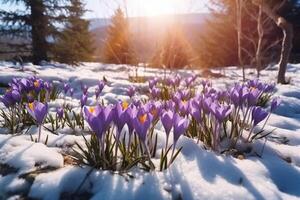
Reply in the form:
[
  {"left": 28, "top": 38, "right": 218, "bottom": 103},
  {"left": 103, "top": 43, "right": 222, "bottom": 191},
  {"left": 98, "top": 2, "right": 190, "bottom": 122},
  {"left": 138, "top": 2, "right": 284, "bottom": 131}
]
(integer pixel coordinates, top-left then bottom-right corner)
[
  {"left": 85, "top": 0, "right": 209, "bottom": 18},
  {"left": 129, "top": 0, "right": 188, "bottom": 17},
  {"left": 142, "top": 0, "right": 175, "bottom": 16}
]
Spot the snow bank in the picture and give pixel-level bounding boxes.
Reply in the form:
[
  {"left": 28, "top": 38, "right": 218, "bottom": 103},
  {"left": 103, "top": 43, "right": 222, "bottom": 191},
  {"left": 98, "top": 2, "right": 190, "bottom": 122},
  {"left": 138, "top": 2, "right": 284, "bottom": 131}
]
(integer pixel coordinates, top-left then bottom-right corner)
[{"left": 1, "top": 62, "right": 300, "bottom": 199}]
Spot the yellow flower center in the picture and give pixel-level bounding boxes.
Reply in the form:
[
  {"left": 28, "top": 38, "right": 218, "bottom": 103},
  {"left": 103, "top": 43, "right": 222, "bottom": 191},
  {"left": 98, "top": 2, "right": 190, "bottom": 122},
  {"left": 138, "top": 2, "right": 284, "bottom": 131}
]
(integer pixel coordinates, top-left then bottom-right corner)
[
  {"left": 139, "top": 114, "right": 147, "bottom": 124},
  {"left": 122, "top": 101, "right": 129, "bottom": 110},
  {"left": 182, "top": 100, "right": 187, "bottom": 105},
  {"left": 89, "top": 107, "right": 95, "bottom": 113},
  {"left": 6, "top": 89, "right": 11, "bottom": 93},
  {"left": 34, "top": 81, "right": 40, "bottom": 88},
  {"left": 28, "top": 103, "right": 34, "bottom": 111}
]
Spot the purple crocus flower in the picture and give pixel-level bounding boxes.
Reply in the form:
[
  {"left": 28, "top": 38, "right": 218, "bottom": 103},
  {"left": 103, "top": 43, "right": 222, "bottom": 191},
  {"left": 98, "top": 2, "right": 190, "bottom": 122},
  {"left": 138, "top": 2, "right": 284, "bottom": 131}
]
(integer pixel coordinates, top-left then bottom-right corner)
[
  {"left": 264, "top": 83, "right": 276, "bottom": 93},
  {"left": 178, "top": 100, "right": 189, "bottom": 115},
  {"left": 201, "top": 79, "right": 211, "bottom": 88},
  {"left": 11, "top": 83, "right": 22, "bottom": 93},
  {"left": 56, "top": 107, "right": 64, "bottom": 119},
  {"left": 125, "top": 105, "right": 137, "bottom": 135},
  {"left": 173, "top": 92, "right": 182, "bottom": 103},
  {"left": 247, "top": 88, "right": 261, "bottom": 106},
  {"left": 252, "top": 106, "right": 268, "bottom": 126},
  {"left": 166, "top": 76, "right": 176, "bottom": 86},
  {"left": 102, "top": 105, "right": 114, "bottom": 131},
  {"left": 207, "top": 88, "right": 217, "bottom": 95},
  {"left": 69, "top": 88, "right": 74, "bottom": 97},
  {"left": 149, "top": 78, "right": 158, "bottom": 89},
  {"left": 174, "top": 75, "right": 181, "bottom": 86},
  {"left": 20, "top": 78, "right": 32, "bottom": 92},
  {"left": 26, "top": 101, "right": 48, "bottom": 125},
  {"left": 95, "top": 88, "right": 101, "bottom": 100},
  {"left": 27, "top": 94, "right": 34, "bottom": 103},
  {"left": 44, "top": 81, "right": 52, "bottom": 92},
  {"left": 164, "top": 100, "right": 175, "bottom": 111},
  {"left": 83, "top": 105, "right": 112, "bottom": 138},
  {"left": 173, "top": 113, "right": 189, "bottom": 145},
  {"left": 63, "top": 83, "right": 70, "bottom": 94},
  {"left": 189, "top": 102, "right": 202, "bottom": 123},
  {"left": 271, "top": 98, "right": 281, "bottom": 112},
  {"left": 33, "top": 79, "right": 43, "bottom": 92},
  {"left": 179, "top": 90, "right": 190, "bottom": 100},
  {"left": 133, "top": 109, "right": 153, "bottom": 143},
  {"left": 247, "top": 79, "right": 264, "bottom": 90},
  {"left": 113, "top": 101, "right": 129, "bottom": 136},
  {"left": 11, "top": 89, "right": 21, "bottom": 103},
  {"left": 83, "top": 105, "right": 106, "bottom": 139},
  {"left": 161, "top": 110, "right": 174, "bottom": 136},
  {"left": 202, "top": 97, "right": 213, "bottom": 114},
  {"left": 145, "top": 101, "right": 162, "bottom": 120},
  {"left": 10, "top": 78, "right": 19, "bottom": 86},
  {"left": 211, "top": 103, "right": 231, "bottom": 122},
  {"left": 150, "top": 87, "right": 161, "bottom": 99},
  {"left": 81, "top": 84, "right": 88, "bottom": 95},
  {"left": 0, "top": 92, "right": 15, "bottom": 108},
  {"left": 230, "top": 85, "right": 248, "bottom": 107},
  {"left": 80, "top": 94, "right": 88, "bottom": 107},
  {"left": 98, "top": 80, "right": 105, "bottom": 92},
  {"left": 185, "top": 77, "right": 194, "bottom": 87},
  {"left": 127, "top": 86, "right": 136, "bottom": 98}
]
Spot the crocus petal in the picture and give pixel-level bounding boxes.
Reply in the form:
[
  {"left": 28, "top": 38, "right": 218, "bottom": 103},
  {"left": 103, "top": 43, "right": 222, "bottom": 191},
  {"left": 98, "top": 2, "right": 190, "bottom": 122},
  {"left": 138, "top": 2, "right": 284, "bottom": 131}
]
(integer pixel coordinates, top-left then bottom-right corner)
[
  {"left": 161, "top": 110, "right": 174, "bottom": 135},
  {"left": 252, "top": 107, "right": 268, "bottom": 126}
]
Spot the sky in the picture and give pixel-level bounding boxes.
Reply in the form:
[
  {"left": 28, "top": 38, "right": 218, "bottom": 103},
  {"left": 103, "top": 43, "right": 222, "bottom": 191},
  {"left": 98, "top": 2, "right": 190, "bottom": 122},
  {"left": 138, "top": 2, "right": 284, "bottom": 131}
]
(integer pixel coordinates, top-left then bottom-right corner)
[
  {"left": 0, "top": 0, "right": 210, "bottom": 19},
  {"left": 82, "top": 0, "right": 209, "bottom": 18}
]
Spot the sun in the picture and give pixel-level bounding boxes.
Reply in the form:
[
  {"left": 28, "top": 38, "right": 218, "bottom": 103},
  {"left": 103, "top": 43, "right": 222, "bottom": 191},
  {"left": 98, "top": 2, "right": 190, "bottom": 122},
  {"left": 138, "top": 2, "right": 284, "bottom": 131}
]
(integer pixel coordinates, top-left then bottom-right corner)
[
  {"left": 143, "top": 0, "right": 175, "bottom": 16},
  {"left": 129, "top": 0, "right": 179, "bottom": 17}
]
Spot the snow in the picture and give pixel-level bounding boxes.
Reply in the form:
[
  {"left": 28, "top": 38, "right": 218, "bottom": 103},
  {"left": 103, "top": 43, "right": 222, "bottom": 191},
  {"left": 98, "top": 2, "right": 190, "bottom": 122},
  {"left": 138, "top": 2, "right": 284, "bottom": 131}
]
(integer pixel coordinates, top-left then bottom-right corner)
[
  {"left": 0, "top": 135, "right": 64, "bottom": 173},
  {"left": 29, "top": 166, "right": 92, "bottom": 200},
  {"left": 1, "top": 61, "right": 300, "bottom": 199}
]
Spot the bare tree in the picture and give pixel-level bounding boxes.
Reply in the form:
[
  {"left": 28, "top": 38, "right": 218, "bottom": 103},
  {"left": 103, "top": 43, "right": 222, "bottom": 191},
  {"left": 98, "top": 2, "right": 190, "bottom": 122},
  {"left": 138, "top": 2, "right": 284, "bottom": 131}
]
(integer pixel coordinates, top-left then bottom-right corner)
[
  {"left": 252, "top": 0, "right": 293, "bottom": 84},
  {"left": 237, "top": 1, "right": 282, "bottom": 77},
  {"left": 236, "top": 0, "right": 246, "bottom": 81}
]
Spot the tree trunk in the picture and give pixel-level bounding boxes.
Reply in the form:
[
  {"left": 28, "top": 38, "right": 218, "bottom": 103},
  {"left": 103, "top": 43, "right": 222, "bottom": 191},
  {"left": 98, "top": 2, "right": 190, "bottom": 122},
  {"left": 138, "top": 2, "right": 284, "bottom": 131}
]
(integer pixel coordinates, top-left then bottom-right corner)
[
  {"left": 236, "top": 0, "right": 246, "bottom": 81},
  {"left": 277, "top": 18, "right": 293, "bottom": 84},
  {"left": 252, "top": 0, "right": 293, "bottom": 84},
  {"left": 30, "top": 0, "right": 48, "bottom": 65},
  {"left": 255, "top": 5, "right": 263, "bottom": 78}
]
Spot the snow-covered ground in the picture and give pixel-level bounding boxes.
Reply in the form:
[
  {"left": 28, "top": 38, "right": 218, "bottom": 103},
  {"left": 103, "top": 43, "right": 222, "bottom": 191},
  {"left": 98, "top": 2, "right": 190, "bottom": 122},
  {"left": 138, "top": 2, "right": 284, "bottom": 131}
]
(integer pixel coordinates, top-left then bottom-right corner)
[{"left": 1, "top": 62, "right": 300, "bottom": 200}]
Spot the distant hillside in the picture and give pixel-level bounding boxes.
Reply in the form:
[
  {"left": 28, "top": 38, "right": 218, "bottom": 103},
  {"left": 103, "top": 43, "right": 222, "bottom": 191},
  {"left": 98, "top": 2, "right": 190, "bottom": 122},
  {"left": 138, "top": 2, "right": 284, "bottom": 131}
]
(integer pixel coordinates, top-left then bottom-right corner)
[
  {"left": 2, "top": 12, "right": 298, "bottom": 63},
  {"left": 89, "top": 13, "right": 210, "bottom": 31},
  {"left": 90, "top": 13, "right": 212, "bottom": 62}
]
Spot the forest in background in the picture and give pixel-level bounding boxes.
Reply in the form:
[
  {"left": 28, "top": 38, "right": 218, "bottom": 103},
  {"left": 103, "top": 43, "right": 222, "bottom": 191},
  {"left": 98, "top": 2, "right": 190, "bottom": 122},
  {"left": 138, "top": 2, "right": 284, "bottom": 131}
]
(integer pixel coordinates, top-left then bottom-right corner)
[{"left": 0, "top": 0, "right": 299, "bottom": 82}]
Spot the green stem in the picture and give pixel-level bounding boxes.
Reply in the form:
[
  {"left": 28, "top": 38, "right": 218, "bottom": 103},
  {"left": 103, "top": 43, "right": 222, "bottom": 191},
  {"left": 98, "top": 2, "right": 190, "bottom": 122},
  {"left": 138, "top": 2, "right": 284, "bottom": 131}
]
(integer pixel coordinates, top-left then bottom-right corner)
[
  {"left": 246, "top": 125, "right": 255, "bottom": 142},
  {"left": 11, "top": 107, "right": 15, "bottom": 134},
  {"left": 38, "top": 125, "right": 42, "bottom": 142}
]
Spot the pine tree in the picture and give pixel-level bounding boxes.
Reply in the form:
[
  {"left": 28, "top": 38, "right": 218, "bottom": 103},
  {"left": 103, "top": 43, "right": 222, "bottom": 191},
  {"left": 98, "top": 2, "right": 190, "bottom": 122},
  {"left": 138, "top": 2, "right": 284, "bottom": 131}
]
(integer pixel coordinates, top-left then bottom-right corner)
[
  {"left": 196, "top": 0, "right": 280, "bottom": 70},
  {"left": 102, "top": 8, "right": 136, "bottom": 64},
  {"left": 151, "top": 27, "right": 192, "bottom": 69},
  {"left": 197, "top": 12, "right": 238, "bottom": 68},
  {"left": 0, "top": 0, "right": 67, "bottom": 64},
  {"left": 53, "top": 0, "right": 94, "bottom": 65},
  {"left": 196, "top": 0, "right": 238, "bottom": 68}
]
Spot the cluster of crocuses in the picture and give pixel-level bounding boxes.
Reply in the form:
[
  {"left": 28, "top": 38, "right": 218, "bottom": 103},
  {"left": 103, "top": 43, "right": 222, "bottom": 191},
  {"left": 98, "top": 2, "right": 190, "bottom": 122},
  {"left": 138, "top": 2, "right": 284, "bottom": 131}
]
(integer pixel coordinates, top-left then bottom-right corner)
[
  {"left": 148, "top": 74, "right": 197, "bottom": 100},
  {"left": 78, "top": 80, "right": 106, "bottom": 108},
  {"left": 81, "top": 99, "right": 189, "bottom": 171},
  {"left": 0, "top": 77, "right": 54, "bottom": 135},
  {"left": 0, "top": 74, "right": 280, "bottom": 171},
  {"left": 228, "top": 80, "right": 279, "bottom": 144},
  {"left": 0, "top": 77, "right": 53, "bottom": 107},
  {"left": 145, "top": 75, "right": 279, "bottom": 152}
]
